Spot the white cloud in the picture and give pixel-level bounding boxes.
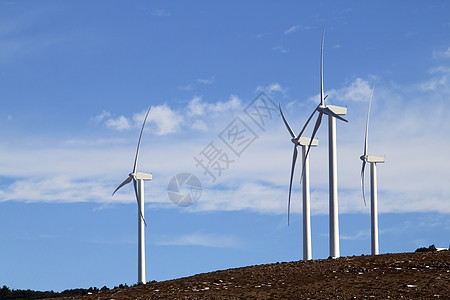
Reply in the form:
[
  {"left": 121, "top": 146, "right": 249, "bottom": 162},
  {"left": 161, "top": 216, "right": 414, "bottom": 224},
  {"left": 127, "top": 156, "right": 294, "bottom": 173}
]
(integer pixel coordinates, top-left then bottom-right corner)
[
  {"left": 156, "top": 233, "right": 241, "bottom": 248},
  {"left": 105, "top": 115, "right": 131, "bottom": 131},
  {"left": 256, "top": 83, "right": 288, "bottom": 95},
  {"left": 308, "top": 78, "right": 372, "bottom": 104},
  {"left": 419, "top": 75, "right": 447, "bottom": 91},
  {"left": 284, "top": 25, "right": 299, "bottom": 35},
  {"left": 336, "top": 78, "right": 372, "bottom": 102},
  {"left": 187, "top": 95, "right": 241, "bottom": 118},
  {"left": 187, "top": 96, "right": 206, "bottom": 117},
  {"left": 101, "top": 106, "right": 184, "bottom": 135},
  {"left": 191, "top": 120, "right": 208, "bottom": 131},
  {"left": 146, "top": 105, "right": 183, "bottom": 135},
  {"left": 432, "top": 46, "right": 450, "bottom": 59},
  {"left": 92, "top": 111, "right": 111, "bottom": 123},
  {"left": 445, "top": 47, "right": 450, "bottom": 58},
  {"left": 0, "top": 176, "right": 110, "bottom": 203},
  {"left": 208, "top": 94, "right": 241, "bottom": 112},
  {"left": 418, "top": 67, "right": 450, "bottom": 91},
  {"left": 1, "top": 73, "right": 449, "bottom": 218}
]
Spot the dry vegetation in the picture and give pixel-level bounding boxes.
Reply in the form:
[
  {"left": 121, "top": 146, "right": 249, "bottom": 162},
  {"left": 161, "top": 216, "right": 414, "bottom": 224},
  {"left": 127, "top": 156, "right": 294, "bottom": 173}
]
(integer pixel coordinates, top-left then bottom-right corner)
[{"left": 65, "top": 250, "right": 449, "bottom": 299}]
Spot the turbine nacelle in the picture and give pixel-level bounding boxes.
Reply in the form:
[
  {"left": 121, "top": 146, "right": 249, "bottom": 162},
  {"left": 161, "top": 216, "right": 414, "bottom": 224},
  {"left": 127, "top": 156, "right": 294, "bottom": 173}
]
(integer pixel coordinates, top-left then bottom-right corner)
[
  {"left": 317, "top": 105, "right": 348, "bottom": 123},
  {"left": 361, "top": 155, "right": 386, "bottom": 163},
  {"left": 112, "top": 106, "right": 153, "bottom": 284},
  {"left": 113, "top": 106, "right": 153, "bottom": 227},
  {"left": 297, "top": 136, "right": 319, "bottom": 147},
  {"left": 290, "top": 137, "right": 318, "bottom": 146},
  {"left": 131, "top": 172, "right": 153, "bottom": 181},
  {"left": 279, "top": 104, "right": 319, "bottom": 226}
]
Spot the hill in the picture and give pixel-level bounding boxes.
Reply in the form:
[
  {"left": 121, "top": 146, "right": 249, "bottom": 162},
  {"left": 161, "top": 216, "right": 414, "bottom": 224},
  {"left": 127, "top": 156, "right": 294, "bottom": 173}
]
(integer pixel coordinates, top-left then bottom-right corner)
[{"left": 58, "top": 250, "right": 449, "bottom": 299}]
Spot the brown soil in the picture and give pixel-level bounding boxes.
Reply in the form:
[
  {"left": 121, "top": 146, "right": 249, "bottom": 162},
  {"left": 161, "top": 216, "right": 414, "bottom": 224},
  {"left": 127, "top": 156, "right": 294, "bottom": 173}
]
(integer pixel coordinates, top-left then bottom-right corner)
[{"left": 72, "top": 251, "right": 449, "bottom": 299}]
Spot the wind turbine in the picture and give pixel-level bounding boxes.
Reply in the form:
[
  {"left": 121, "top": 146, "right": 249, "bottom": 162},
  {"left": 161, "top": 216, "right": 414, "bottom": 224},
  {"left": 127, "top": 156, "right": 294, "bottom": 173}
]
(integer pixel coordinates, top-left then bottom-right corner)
[
  {"left": 302, "top": 27, "right": 348, "bottom": 259},
  {"left": 360, "top": 85, "right": 385, "bottom": 255},
  {"left": 113, "top": 106, "right": 153, "bottom": 284},
  {"left": 279, "top": 104, "right": 318, "bottom": 260}
]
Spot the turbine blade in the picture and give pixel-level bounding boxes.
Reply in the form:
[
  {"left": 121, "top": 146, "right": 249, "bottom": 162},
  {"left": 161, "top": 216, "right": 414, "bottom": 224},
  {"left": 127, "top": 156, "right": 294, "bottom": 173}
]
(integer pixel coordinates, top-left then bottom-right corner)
[
  {"left": 321, "top": 106, "right": 348, "bottom": 122},
  {"left": 287, "top": 145, "right": 298, "bottom": 226},
  {"left": 361, "top": 160, "right": 367, "bottom": 207},
  {"left": 301, "top": 112, "right": 322, "bottom": 181},
  {"left": 279, "top": 104, "right": 295, "bottom": 139},
  {"left": 364, "top": 83, "right": 375, "bottom": 156},
  {"left": 112, "top": 176, "right": 132, "bottom": 196},
  {"left": 133, "top": 179, "right": 147, "bottom": 227},
  {"left": 320, "top": 26, "right": 325, "bottom": 106},
  {"left": 133, "top": 106, "right": 152, "bottom": 174},
  {"left": 296, "top": 105, "right": 319, "bottom": 139}
]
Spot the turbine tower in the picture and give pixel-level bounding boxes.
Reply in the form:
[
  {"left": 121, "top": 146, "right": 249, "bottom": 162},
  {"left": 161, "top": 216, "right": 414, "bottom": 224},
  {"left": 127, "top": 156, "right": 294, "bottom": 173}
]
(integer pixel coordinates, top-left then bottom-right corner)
[
  {"left": 280, "top": 105, "right": 318, "bottom": 260},
  {"left": 302, "top": 27, "right": 347, "bottom": 258},
  {"left": 360, "top": 85, "right": 385, "bottom": 255},
  {"left": 113, "top": 106, "right": 153, "bottom": 284}
]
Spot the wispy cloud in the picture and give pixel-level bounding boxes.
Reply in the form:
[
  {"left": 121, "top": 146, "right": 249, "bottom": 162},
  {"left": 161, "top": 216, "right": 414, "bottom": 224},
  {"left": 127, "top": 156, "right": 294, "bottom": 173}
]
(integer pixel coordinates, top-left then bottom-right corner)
[
  {"left": 187, "top": 95, "right": 241, "bottom": 118},
  {"left": 151, "top": 9, "right": 171, "bottom": 17},
  {"left": 178, "top": 76, "right": 215, "bottom": 92},
  {"left": 197, "top": 76, "right": 215, "bottom": 85},
  {"left": 1, "top": 74, "right": 449, "bottom": 217},
  {"left": 284, "top": 25, "right": 299, "bottom": 35},
  {"left": 0, "top": 176, "right": 110, "bottom": 203},
  {"left": 341, "top": 230, "right": 369, "bottom": 240},
  {"left": 92, "top": 111, "right": 111, "bottom": 123},
  {"left": 178, "top": 83, "right": 194, "bottom": 91},
  {"left": 432, "top": 46, "right": 450, "bottom": 59},
  {"left": 272, "top": 45, "right": 288, "bottom": 54},
  {"left": 105, "top": 115, "right": 131, "bottom": 131},
  {"left": 97, "top": 105, "right": 184, "bottom": 135},
  {"left": 256, "top": 83, "right": 288, "bottom": 95},
  {"left": 187, "top": 96, "right": 206, "bottom": 117},
  {"left": 308, "top": 77, "right": 373, "bottom": 103},
  {"left": 418, "top": 66, "right": 449, "bottom": 91},
  {"left": 157, "top": 233, "right": 242, "bottom": 248}
]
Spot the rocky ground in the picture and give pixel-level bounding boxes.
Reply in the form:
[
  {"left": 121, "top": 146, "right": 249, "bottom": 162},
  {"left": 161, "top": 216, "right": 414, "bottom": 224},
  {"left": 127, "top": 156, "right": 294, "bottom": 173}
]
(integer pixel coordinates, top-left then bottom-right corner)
[{"left": 69, "top": 251, "right": 449, "bottom": 299}]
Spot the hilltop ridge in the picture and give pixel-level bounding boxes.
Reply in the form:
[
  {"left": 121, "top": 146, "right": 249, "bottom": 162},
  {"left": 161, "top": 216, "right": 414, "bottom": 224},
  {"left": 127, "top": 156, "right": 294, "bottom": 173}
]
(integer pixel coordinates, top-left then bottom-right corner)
[{"left": 65, "top": 250, "right": 449, "bottom": 299}]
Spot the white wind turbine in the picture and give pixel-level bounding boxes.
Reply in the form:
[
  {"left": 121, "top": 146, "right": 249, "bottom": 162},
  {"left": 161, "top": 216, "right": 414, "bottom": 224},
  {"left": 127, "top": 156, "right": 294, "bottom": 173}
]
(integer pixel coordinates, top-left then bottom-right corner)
[
  {"left": 302, "top": 27, "right": 348, "bottom": 258},
  {"left": 113, "top": 106, "right": 153, "bottom": 284},
  {"left": 279, "top": 104, "right": 318, "bottom": 260},
  {"left": 360, "top": 85, "right": 385, "bottom": 255}
]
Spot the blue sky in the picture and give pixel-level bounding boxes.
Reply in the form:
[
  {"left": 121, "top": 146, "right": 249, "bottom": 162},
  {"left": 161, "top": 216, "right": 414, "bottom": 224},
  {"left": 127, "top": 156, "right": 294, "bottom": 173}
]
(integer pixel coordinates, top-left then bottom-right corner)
[{"left": 1, "top": 0, "right": 449, "bottom": 292}]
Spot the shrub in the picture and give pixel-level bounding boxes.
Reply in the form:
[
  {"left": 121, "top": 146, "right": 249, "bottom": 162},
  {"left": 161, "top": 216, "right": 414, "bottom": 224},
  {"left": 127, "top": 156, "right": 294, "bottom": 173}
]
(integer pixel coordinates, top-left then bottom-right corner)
[{"left": 415, "top": 244, "right": 437, "bottom": 252}]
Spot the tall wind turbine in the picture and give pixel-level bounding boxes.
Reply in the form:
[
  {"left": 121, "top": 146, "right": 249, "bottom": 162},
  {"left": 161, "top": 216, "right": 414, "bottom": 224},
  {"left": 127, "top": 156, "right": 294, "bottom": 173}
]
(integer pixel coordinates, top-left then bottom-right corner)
[
  {"left": 113, "top": 106, "right": 153, "bottom": 284},
  {"left": 302, "top": 27, "right": 348, "bottom": 258},
  {"left": 279, "top": 104, "right": 318, "bottom": 260},
  {"left": 360, "top": 85, "right": 385, "bottom": 255}
]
